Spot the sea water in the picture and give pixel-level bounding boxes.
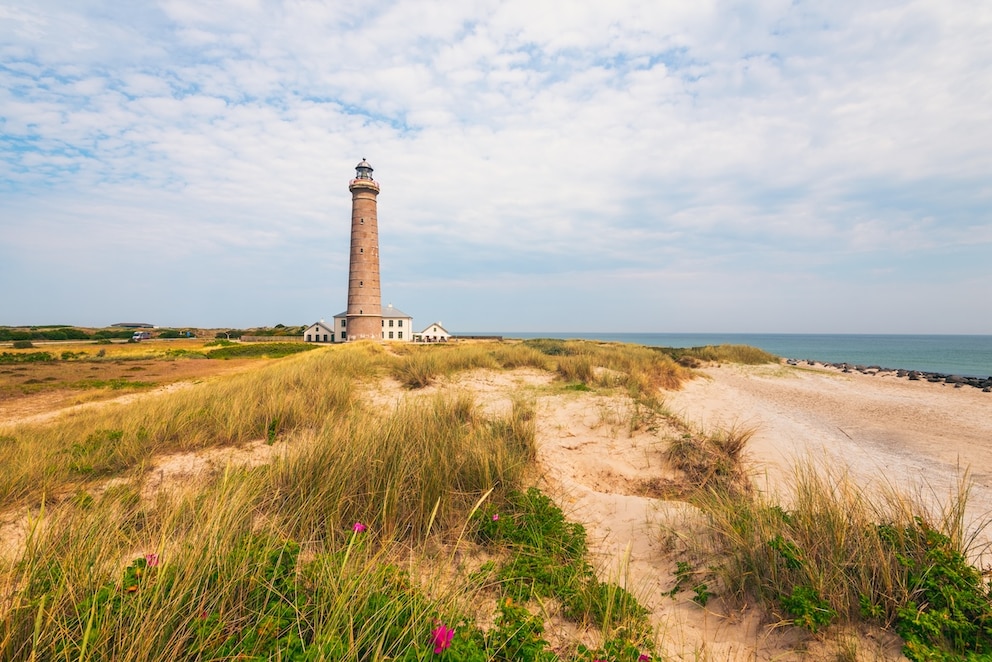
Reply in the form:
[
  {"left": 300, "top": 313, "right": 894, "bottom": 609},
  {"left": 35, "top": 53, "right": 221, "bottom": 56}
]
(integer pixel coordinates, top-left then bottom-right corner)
[{"left": 467, "top": 333, "right": 992, "bottom": 378}]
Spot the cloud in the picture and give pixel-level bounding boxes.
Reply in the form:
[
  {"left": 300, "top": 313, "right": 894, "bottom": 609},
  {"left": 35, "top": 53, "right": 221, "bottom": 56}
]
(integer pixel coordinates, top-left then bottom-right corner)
[{"left": 1, "top": 0, "right": 990, "bottom": 331}]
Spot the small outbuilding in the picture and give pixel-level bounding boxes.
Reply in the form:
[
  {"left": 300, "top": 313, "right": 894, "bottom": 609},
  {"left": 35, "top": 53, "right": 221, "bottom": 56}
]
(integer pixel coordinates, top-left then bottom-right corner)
[
  {"left": 416, "top": 322, "right": 452, "bottom": 343},
  {"left": 303, "top": 320, "right": 334, "bottom": 343}
]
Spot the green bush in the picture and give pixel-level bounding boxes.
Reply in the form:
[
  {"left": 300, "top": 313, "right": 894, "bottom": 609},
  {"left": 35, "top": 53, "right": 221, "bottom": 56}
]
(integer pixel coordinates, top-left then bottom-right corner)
[
  {"left": 207, "top": 343, "right": 317, "bottom": 359},
  {"left": 474, "top": 488, "right": 653, "bottom": 652},
  {"left": 1, "top": 351, "right": 54, "bottom": 362},
  {"left": 11, "top": 340, "right": 34, "bottom": 349}
]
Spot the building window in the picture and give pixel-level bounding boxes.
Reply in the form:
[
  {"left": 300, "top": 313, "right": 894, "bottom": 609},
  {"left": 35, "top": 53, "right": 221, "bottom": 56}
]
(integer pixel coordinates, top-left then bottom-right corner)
[
  {"left": 323, "top": 334, "right": 328, "bottom": 342},
  {"left": 341, "top": 332, "right": 347, "bottom": 340},
  {"left": 398, "top": 331, "right": 403, "bottom": 339},
  {"left": 341, "top": 319, "right": 346, "bottom": 328},
  {"left": 389, "top": 331, "right": 394, "bottom": 339},
  {"left": 398, "top": 320, "right": 403, "bottom": 327},
  {"left": 382, "top": 320, "right": 385, "bottom": 327},
  {"left": 306, "top": 334, "right": 311, "bottom": 342},
  {"left": 389, "top": 319, "right": 394, "bottom": 327}
]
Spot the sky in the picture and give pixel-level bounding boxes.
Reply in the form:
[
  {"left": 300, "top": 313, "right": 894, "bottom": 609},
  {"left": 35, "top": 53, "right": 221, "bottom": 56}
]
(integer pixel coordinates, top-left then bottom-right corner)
[{"left": 2, "top": 1, "right": 991, "bottom": 334}]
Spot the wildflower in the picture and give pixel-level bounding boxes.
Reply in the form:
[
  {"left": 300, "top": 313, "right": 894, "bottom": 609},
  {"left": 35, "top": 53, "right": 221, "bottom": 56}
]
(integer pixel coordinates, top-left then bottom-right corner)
[
  {"left": 492, "top": 513, "right": 499, "bottom": 521},
  {"left": 353, "top": 522, "right": 367, "bottom": 533},
  {"left": 639, "top": 655, "right": 652, "bottom": 661},
  {"left": 145, "top": 553, "right": 159, "bottom": 567},
  {"left": 430, "top": 622, "right": 454, "bottom": 654}
]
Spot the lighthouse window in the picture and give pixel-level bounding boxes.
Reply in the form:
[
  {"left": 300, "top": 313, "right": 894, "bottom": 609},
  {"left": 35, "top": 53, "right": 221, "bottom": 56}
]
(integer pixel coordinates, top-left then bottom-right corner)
[
  {"left": 360, "top": 248, "right": 364, "bottom": 254},
  {"left": 360, "top": 218, "right": 364, "bottom": 224},
  {"left": 359, "top": 281, "right": 363, "bottom": 287}
]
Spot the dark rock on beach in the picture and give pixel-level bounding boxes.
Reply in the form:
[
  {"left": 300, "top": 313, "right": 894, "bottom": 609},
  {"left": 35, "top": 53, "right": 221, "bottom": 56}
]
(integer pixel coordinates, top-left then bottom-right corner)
[{"left": 791, "top": 360, "right": 992, "bottom": 391}]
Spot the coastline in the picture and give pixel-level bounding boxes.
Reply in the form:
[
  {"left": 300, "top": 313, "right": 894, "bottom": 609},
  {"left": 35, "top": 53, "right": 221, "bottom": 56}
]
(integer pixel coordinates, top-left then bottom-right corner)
[{"left": 479, "top": 332, "right": 992, "bottom": 379}]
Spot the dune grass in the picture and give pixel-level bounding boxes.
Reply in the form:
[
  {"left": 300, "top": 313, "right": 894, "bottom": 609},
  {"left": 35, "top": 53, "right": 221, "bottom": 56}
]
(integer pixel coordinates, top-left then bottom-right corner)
[
  {"left": 681, "top": 456, "right": 992, "bottom": 661},
  {"left": 658, "top": 343, "right": 778, "bottom": 367},
  {"left": 1, "top": 340, "right": 682, "bottom": 661},
  {"left": 0, "top": 346, "right": 369, "bottom": 505},
  {"left": 6, "top": 337, "right": 980, "bottom": 660}
]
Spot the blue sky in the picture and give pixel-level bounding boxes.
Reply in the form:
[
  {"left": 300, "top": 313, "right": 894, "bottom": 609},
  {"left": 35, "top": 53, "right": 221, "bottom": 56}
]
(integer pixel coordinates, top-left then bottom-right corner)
[{"left": 2, "top": 0, "right": 990, "bottom": 333}]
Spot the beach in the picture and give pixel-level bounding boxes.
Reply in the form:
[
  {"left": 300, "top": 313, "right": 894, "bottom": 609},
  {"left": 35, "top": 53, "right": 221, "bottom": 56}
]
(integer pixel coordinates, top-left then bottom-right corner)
[
  {"left": 529, "top": 357, "right": 992, "bottom": 659},
  {"left": 664, "top": 361, "right": 992, "bottom": 531}
]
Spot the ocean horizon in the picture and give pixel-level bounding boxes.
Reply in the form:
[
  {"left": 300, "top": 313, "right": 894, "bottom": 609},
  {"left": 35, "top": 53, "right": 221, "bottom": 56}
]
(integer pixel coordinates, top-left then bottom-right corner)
[{"left": 461, "top": 332, "right": 992, "bottom": 379}]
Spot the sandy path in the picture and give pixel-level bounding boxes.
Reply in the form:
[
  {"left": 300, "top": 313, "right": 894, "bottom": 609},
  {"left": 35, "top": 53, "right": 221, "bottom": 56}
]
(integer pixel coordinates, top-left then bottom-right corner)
[{"left": 665, "top": 363, "right": 992, "bottom": 550}]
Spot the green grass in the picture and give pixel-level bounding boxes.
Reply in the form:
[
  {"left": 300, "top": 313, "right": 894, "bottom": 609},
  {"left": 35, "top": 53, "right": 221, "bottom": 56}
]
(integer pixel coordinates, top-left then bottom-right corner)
[
  {"left": 694, "top": 461, "right": 992, "bottom": 660},
  {"left": 205, "top": 342, "right": 318, "bottom": 359}
]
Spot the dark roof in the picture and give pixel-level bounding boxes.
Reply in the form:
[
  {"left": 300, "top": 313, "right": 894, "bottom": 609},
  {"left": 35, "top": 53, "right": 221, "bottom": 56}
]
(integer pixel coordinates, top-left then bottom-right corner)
[
  {"left": 333, "top": 305, "right": 412, "bottom": 319},
  {"left": 111, "top": 322, "right": 154, "bottom": 328}
]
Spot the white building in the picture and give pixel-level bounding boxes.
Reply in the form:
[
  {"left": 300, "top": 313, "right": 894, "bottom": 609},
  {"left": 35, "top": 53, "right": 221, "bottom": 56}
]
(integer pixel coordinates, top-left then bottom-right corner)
[
  {"left": 331, "top": 304, "right": 413, "bottom": 342},
  {"left": 303, "top": 320, "right": 335, "bottom": 343},
  {"left": 416, "top": 322, "right": 452, "bottom": 343}
]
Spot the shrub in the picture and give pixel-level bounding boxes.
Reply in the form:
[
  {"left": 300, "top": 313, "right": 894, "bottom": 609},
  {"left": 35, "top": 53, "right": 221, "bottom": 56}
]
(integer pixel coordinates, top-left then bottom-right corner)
[
  {"left": 699, "top": 462, "right": 992, "bottom": 659},
  {"left": 207, "top": 343, "right": 317, "bottom": 359},
  {"left": 11, "top": 340, "right": 34, "bottom": 349}
]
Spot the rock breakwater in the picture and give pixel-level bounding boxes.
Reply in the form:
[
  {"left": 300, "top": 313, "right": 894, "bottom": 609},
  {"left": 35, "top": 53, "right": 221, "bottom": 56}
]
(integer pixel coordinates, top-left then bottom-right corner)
[{"left": 785, "top": 359, "right": 992, "bottom": 392}]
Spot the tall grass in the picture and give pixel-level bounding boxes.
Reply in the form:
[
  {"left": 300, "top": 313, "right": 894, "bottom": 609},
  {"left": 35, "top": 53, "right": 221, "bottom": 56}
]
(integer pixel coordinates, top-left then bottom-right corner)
[
  {"left": 0, "top": 347, "right": 374, "bottom": 506},
  {"left": 0, "top": 338, "right": 779, "bottom": 660},
  {"left": 0, "top": 382, "right": 538, "bottom": 658},
  {"left": 661, "top": 344, "right": 778, "bottom": 367},
  {"left": 389, "top": 343, "right": 499, "bottom": 388},
  {"left": 523, "top": 339, "right": 690, "bottom": 396},
  {"left": 696, "top": 460, "right": 992, "bottom": 658}
]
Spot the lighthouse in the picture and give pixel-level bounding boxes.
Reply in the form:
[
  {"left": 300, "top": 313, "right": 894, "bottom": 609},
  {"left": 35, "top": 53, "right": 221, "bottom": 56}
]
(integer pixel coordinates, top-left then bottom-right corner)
[{"left": 344, "top": 158, "right": 383, "bottom": 341}]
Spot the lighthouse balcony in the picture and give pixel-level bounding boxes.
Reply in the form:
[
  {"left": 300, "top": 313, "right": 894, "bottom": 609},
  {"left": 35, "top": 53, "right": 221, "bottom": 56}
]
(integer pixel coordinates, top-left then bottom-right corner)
[{"left": 349, "top": 178, "right": 380, "bottom": 192}]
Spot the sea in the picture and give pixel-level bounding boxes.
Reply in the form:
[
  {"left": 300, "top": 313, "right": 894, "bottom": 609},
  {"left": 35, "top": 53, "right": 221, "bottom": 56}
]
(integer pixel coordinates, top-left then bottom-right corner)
[{"left": 464, "top": 333, "right": 992, "bottom": 379}]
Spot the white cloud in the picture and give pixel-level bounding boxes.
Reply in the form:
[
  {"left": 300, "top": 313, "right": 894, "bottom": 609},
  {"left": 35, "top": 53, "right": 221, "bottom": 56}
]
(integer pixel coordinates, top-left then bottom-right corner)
[{"left": 1, "top": 0, "right": 990, "bottom": 330}]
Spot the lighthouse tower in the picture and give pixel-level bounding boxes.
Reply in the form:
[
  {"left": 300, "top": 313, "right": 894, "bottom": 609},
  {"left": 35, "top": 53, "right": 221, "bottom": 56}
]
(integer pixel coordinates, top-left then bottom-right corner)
[{"left": 345, "top": 159, "right": 383, "bottom": 341}]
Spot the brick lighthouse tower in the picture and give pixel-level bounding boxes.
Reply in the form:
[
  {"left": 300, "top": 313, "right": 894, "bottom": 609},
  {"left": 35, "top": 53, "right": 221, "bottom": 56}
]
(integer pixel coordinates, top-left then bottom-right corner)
[{"left": 345, "top": 159, "right": 383, "bottom": 341}]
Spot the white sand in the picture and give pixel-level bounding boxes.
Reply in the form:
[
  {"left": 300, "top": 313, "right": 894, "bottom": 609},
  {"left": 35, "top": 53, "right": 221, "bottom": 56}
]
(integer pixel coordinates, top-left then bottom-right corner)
[{"left": 665, "top": 363, "right": 992, "bottom": 545}]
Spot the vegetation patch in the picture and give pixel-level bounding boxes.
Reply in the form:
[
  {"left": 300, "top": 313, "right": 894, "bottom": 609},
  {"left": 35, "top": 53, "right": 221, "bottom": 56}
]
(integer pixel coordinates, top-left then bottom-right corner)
[
  {"left": 206, "top": 342, "right": 318, "bottom": 359},
  {"left": 655, "top": 344, "right": 778, "bottom": 367},
  {"left": 71, "top": 378, "right": 157, "bottom": 391},
  {"left": 473, "top": 488, "right": 653, "bottom": 660},
  {"left": 697, "top": 462, "right": 992, "bottom": 660},
  {"left": 0, "top": 351, "right": 56, "bottom": 363}
]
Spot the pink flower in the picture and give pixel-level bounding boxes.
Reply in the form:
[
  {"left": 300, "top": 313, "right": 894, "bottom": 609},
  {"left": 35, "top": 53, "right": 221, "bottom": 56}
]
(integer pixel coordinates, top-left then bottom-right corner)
[
  {"left": 492, "top": 513, "right": 499, "bottom": 521},
  {"left": 352, "top": 522, "right": 367, "bottom": 533},
  {"left": 145, "top": 553, "right": 159, "bottom": 567},
  {"left": 430, "top": 622, "right": 454, "bottom": 654},
  {"left": 639, "top": 655, "right": 652, "bottom": 661}
]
